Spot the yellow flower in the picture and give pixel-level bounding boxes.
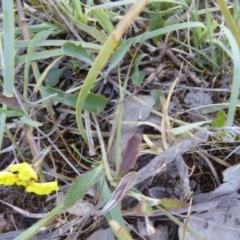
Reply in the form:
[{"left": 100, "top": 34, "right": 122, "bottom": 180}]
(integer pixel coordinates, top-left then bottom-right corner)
[
  {"left": 0, "top": 172, "right": 18, "bottom": 185},
  {"left": 10, "top": 162, "right": 38, "bottom": 181},
  {"left": 16, "top": 180, "right": 28, "bottom": 187},
  {"left": 26, "top": 181, "right": 59, "bottom": 195}
]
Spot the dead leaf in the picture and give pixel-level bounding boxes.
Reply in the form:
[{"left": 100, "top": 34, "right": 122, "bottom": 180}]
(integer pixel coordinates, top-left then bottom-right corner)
[
  {"left": 99, "top": 172, "right": 137, "bottom": 215},
  {"left": 0, "top": 200, "right": 47, "bottom": 218},
  {"left": 174, "top": 156, "right": 192, "bottom": 200},
  {"left": 110, "top": 95, "right": 155, "bottom": 163},
  {"left": 135, "top": 130, "right": 208, "bottom": 184},
  {"left": 66, "top": 199, "right": 94, "bottom": 216},
  {"left": 178, "top": 199, "right": 240, "bottom": 240},
  {"left": 86, "top": 228, "right": 115, "bottom": 240},
  {"left": 184, "top": 92, "right": 212, "bottom": 108},
  {"left": 120, "top": 133, "right": 142, "bottom": 175},
  {"left": 194, "top": 163, "right": 240, "bottom": 203},
  {"left": 0, "top": 94, "right": 21, "bottom": 108},
  {"left": 57, "top": 192, "right": 94, "bottom": 216}
]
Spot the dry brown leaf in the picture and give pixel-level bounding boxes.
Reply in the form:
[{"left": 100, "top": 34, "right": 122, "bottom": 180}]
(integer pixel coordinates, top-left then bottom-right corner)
[{"left": 135, "top": 130, "right": 208, "bottom": 185}]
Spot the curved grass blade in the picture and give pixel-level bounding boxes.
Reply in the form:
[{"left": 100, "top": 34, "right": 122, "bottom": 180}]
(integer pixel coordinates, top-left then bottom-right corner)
[
  {"left": 171, "top": 121, "right": 211, "bottom": 135},
  {"left": 0, "top": 0, "right": 15, "bottom": 150},
  {"left": 2, "top": 0, "right": 15, "bottom": 97},
  {"left": 90, "top": 8, "right": 115, "bottom": 35},
  {"left": 76, "top": 0, "right": 149, "bottom": 142},
  {"left": 15, "top": 40, "right": 102, "bottom": 51},
  {"left": 14, "top": 203, "right": 64, "bottom": 240},
  {"left": 218, "top": 25, "right": 240, "bottom": 134},
  {"left": 72, "top": 0, "right": 86, "bottom": 23},
  {"left": 97, "top": 177, "right": 130, "bottom": 238},
  {"left": 16, "top": 49, "right": 63, "bottom": 65},
  {"left": 133, "top": 22, "right": 205, "bottom": 43},
  {"left": 23, "top": 30, "right": 53, "bottom": 99}
]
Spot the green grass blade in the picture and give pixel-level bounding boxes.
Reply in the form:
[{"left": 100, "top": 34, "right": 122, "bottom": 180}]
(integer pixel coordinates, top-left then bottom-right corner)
[
  {"left": 16, "top": 49, "right": 63, "bottom": 65},
  {"left": 15, "top": 40, "right": 102, "bottom": 51},
  {"left": 0, "top": 0, "right": 15, "bottom": 150},
  {"left": 13, "top": 23, "right": 61, "bottom": 35},
  {"left": 171, "top": 121, "right": 211, "bottom": 135},
  {"left": 90, "top": 8, "right": 115, "bottom": 35},
  {"left": 64, "top": 165, "right": 103, "bottom": 206},
  {"left": 218, "top": 25, "right": 240, "bottom": 134},
  {"left": 23, "top": 30, "right": 53, "bottom": 99},
  {"left": 2, "top": 0, "right": 15, "bottom": 97},
  {"left": 72, "top": 0, "right": 86, "bottom": 23},
  {"left": 76, "top": 36, "right": 116, "bottom": 142},
  {"left": 76, "top": 0, "right": 150, "bottom": 143},
  {"left": 107, "top": 39, "right": 133, "bottom": 73},
  {"left": 14, "top": 202, "right": 64, "bottom": 240},
  {"left": 216, "top": 0, "right": 240, "bottom": 48},
  {"left": 98, "top": 177, "right": 129, "bottom": 234},
  {"left": 133, "top": 22, "right": 205, "bottom": 43}
]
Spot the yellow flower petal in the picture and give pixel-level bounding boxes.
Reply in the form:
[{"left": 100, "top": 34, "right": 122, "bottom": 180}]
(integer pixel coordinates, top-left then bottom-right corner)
[
  {"left": 0, "top": 172, "right": 18, "bottom": 185},
  {"left": 26, "top": 181, "right": 59, "bottom": 195},
  {"left": 16, "top": 180, "right": 28, "bottom": 187},
  {"left": 10, "top": 163, "right": 38, "bottom": 181}
]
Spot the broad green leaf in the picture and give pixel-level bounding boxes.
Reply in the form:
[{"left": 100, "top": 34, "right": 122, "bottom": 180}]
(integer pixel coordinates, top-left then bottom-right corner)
[
  {"left": 40, "top": 86, "right": 108, "bottom": 114},
  {"left": 134, "top": 53, "right": 148, "bottom": 67},
  {"left": 40, "top": 86, "right": 64, "bottom": 101},
  {"left": 132, "top": 69, "right": 145, "bottom": 87},
  {"left": 45, "top": 67, "right": 68, "bottom": 86},
  {"left": 132, "top": 54, "right": 147, "bottom": 86},
  {"left": 62, "top": 42, "right": 93, "bottom": 64},
  {"left": 149, "top": 10, "right": 165, "bottom": 44},
  {"left": 150, "top": 89, "right": 164, "bottom": 108},
  {"left": 160, "top": 198, "right": 189, "bottom": 209},
  {"left": 20, "top": 116, "right": 43, "bottom": 127},
  {"left": 107, "top": 39, "right": 133, "bottom": 73},
  {"left": 211, "top": 110, "right": 226, "bottom": 128},
  {"left": 64, "top": 94, "right": 99, "bottom": 114},
  {"left": 64, "top": 165, "right": 103, "bottom": 207},
  {"left": 90, "top": 9, "right": 114, "bottom": 35},
  {"left": 83, "top": 93, "right": 109, "bottom": 114}
]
